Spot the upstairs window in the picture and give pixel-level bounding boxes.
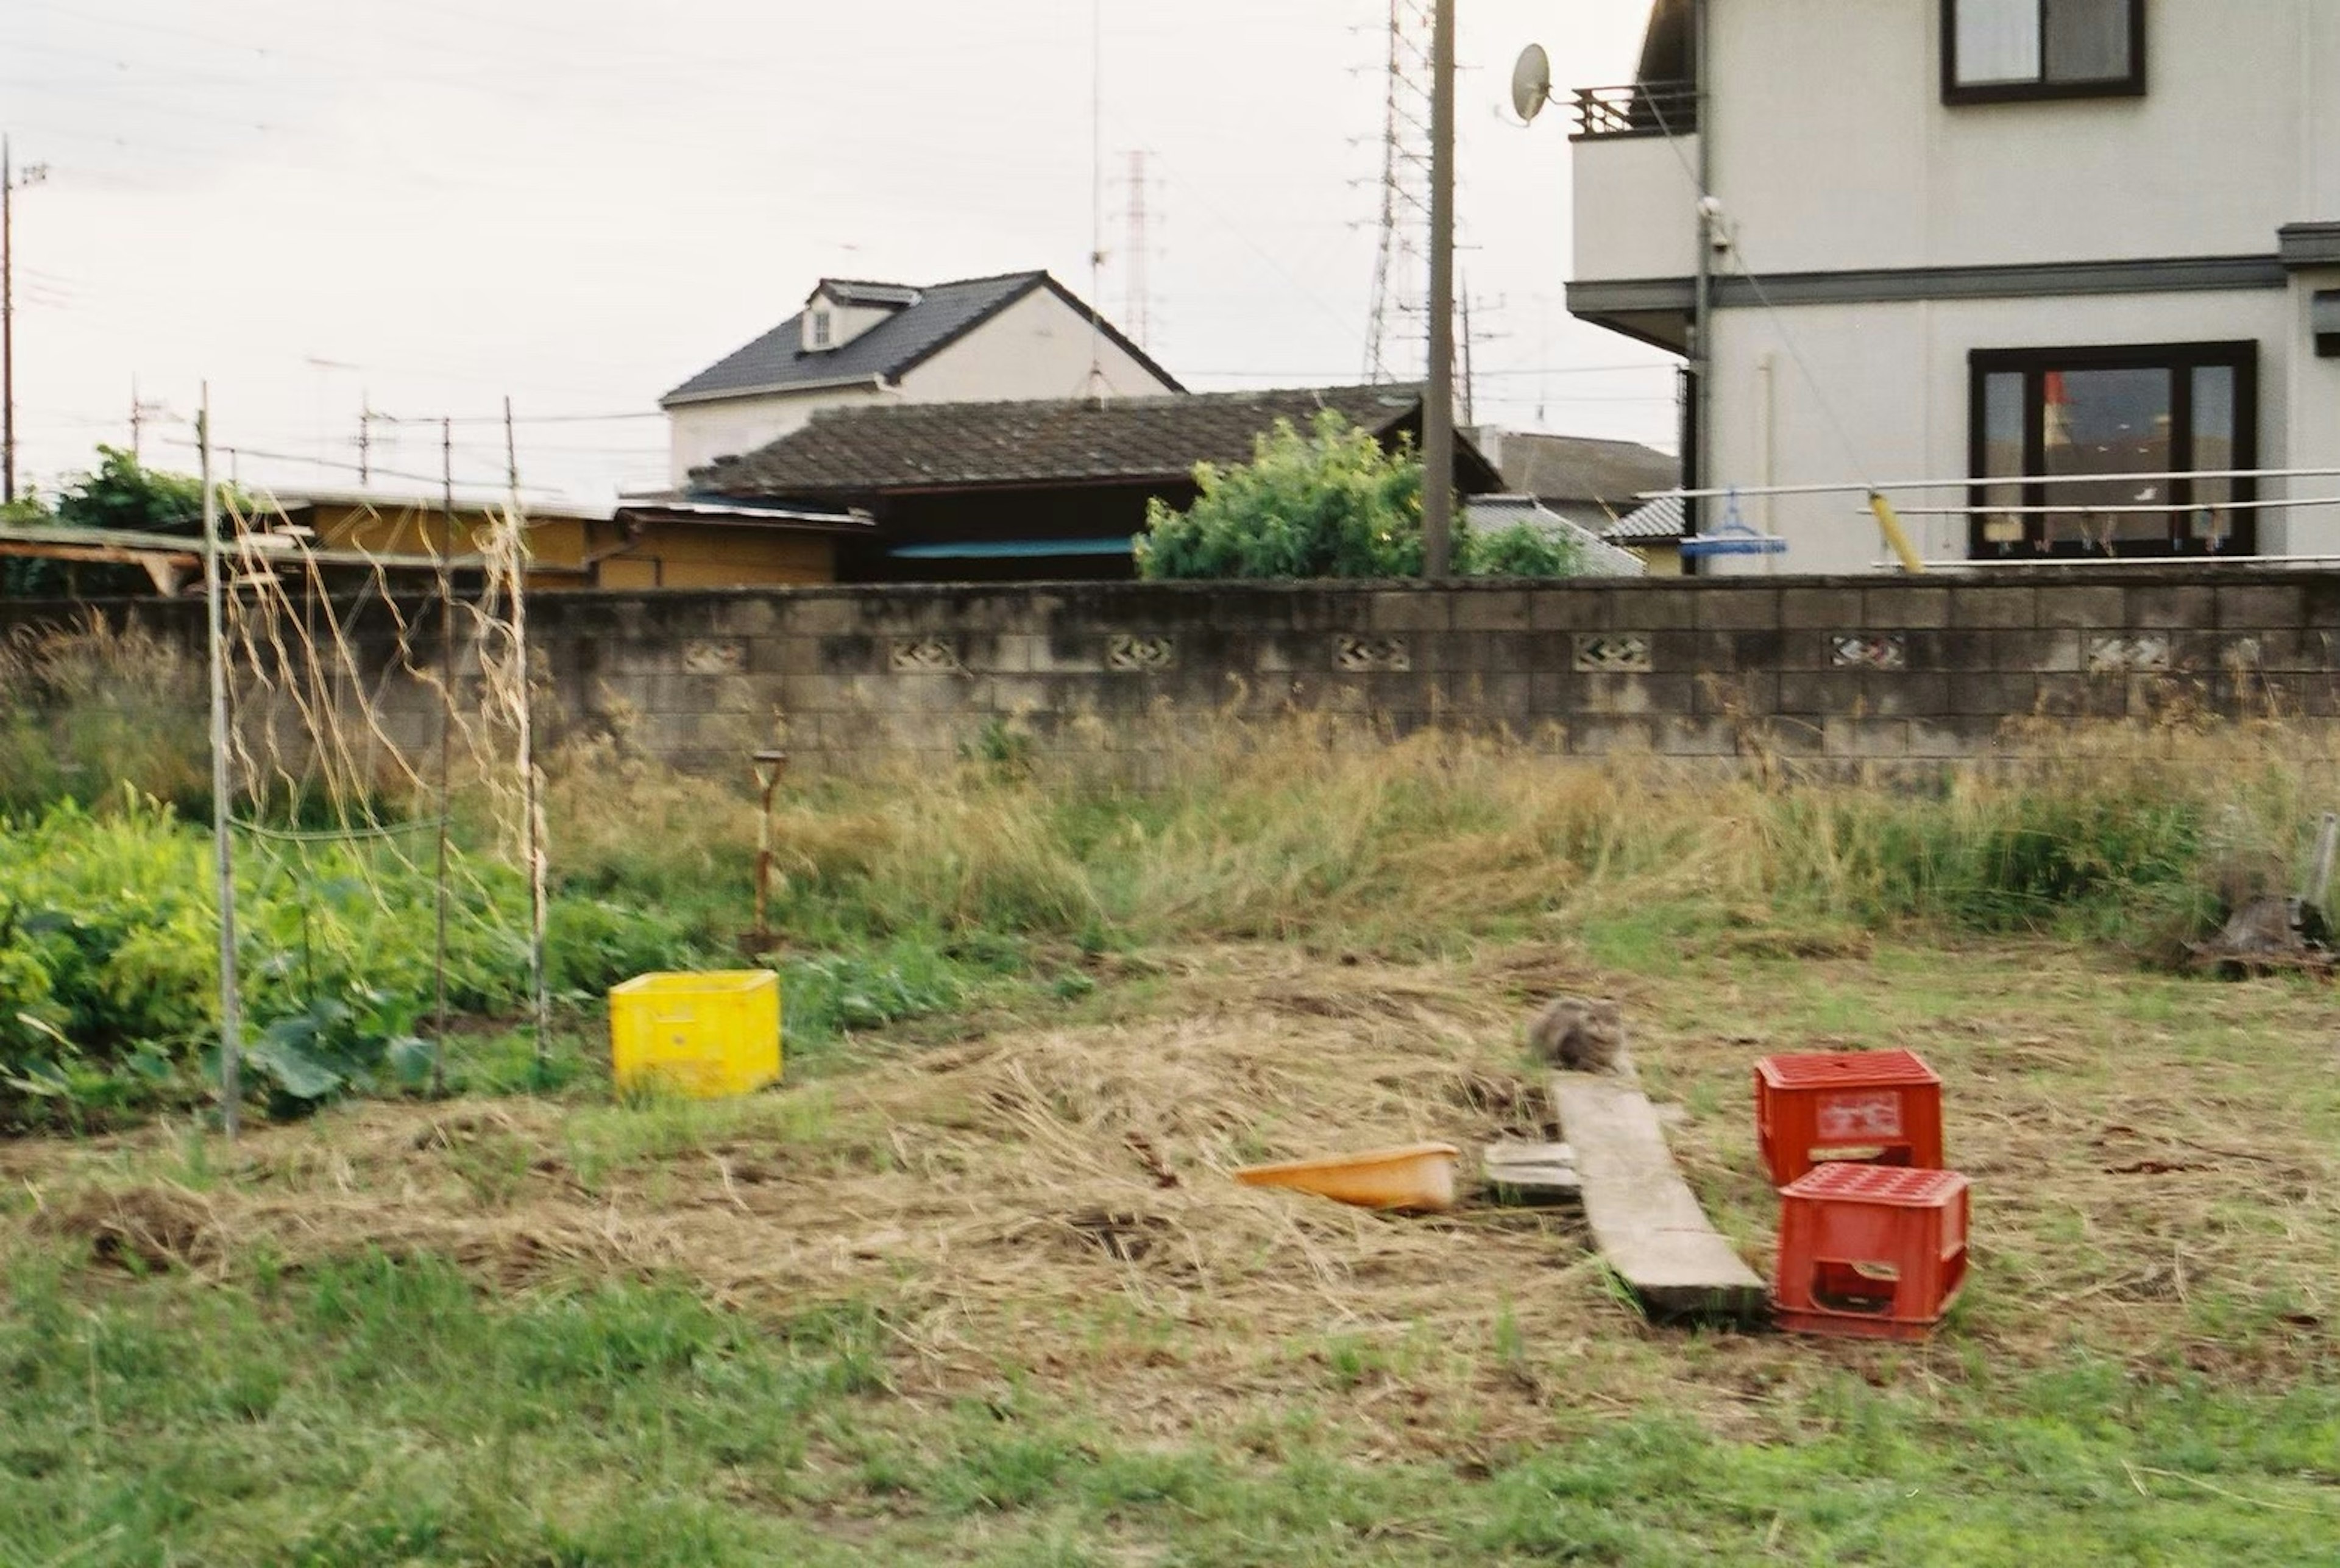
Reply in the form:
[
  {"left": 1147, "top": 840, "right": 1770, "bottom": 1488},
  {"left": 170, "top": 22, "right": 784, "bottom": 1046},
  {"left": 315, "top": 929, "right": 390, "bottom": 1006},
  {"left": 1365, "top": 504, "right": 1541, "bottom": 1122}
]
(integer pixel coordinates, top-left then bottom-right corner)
[
  {"left": 1945, "top": 0, "right": 2144, "bottom": 102},
  {"left": 810, "top": 307, "right": 833, "bottom": 349}
]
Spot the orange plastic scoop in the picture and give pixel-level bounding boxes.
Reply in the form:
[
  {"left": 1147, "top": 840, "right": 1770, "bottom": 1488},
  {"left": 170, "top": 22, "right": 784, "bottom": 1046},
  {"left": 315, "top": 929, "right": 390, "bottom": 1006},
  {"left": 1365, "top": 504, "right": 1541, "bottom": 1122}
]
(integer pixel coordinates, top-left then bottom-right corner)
[{"left": 1232, "top": 1142, "right": 1461, "bottom": 1212}]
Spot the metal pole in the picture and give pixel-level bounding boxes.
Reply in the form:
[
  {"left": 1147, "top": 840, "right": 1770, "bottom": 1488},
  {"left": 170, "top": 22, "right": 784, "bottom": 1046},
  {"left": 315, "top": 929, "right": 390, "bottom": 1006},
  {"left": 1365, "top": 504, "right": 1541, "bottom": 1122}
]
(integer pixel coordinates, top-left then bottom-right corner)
[
  {"left": 4, "top": 135, "right": 16, "bottom": 505},
  {"left": 431, "top": 416, "right": 454, "bottom": 1096},
  {"left": 506, "top": 396, "right": 550, "bottom": 1073},
  {"left": 199, "top": 389, "right": 243, "bottom": 1138},
  {"left": 1689, "top": 0, "right": 1714, "bottom": 548},
  {"left": 750, "top": 751, "right": 788, "bottom": 951},
  {"left": 1421, "top": 0, "right": 1456, "bottom": 578}
]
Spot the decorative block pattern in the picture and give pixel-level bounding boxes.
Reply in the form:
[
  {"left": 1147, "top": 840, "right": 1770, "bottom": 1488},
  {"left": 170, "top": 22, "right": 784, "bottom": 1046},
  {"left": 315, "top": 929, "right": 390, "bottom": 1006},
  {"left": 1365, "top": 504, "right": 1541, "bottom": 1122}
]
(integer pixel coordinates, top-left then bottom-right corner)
[
  {"left": 680, "top": 637, "right": 746, "bottom": 675},
  {"left": 890, "top": 636, "right": 961, "bottom": 673},
  {"left": 21, "top": 571, "right": 2334, "bottom": 779},
  {"left": 1573, "top": 633, "right": 1652, "bottom": 673},
  {"left": 2087, "top": 633, "right": 2171, "bottom": 674},
  {"left": 1106, "top": 633, "right": 1177, "bottom": 672},
  {"left": 1829, "top": 634, "right": 1907, "bottom": 670},
  {"left": 1334, "top": 634, "right": 1411, "bottom": 673}
]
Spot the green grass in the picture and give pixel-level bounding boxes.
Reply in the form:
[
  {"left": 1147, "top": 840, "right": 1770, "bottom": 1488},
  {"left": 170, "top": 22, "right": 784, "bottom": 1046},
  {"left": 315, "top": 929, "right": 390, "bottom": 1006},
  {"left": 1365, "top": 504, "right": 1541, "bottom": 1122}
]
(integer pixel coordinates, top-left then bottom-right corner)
[
  {"left": 6, "top": 711, "right": 2340, "bottom": 1559},
  {"left": 1, "top": 1247, "right": 2333, "bottom": 1566}
]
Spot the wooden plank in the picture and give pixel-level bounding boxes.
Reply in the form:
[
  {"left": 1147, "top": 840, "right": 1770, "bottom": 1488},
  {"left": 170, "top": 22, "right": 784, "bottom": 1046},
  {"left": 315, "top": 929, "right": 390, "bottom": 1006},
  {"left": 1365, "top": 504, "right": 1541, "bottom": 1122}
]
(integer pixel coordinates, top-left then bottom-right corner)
[
  {"left": 1481, "top": 1140, "right": 1580, "bottom": 1203},
  {"left": 1550, "top": 1073, "right": 1767, "bottom": 1322}
]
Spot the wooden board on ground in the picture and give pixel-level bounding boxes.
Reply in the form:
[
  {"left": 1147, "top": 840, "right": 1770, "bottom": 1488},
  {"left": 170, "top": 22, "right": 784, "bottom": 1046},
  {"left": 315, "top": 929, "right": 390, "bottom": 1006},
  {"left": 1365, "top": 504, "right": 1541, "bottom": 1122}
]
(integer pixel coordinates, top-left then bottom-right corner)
[
  {"left": 1481, "top": 1140, "right": 1580, "bottom": 1203},
  {"left": 1550, "top": 1073, "right": 1767, "bottom": 1322}
]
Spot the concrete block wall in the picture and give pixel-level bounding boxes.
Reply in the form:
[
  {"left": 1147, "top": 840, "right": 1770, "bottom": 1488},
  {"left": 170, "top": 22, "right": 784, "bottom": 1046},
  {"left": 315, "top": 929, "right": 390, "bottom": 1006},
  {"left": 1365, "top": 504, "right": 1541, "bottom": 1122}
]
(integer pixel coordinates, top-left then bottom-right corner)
[{"left": 7, "top": 570, "right": 2338, "bottom": 776}]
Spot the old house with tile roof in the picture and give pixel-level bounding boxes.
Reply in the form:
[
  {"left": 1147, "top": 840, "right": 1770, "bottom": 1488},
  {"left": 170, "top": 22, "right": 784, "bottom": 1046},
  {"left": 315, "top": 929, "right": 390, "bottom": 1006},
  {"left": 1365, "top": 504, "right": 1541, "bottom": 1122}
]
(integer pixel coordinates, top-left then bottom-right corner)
[
  {"left": 659, "top": 271, "right": 1182, "bottom": 486},
  {"left": 693, "top": 384, "right": 1502, "bottom": 581}
]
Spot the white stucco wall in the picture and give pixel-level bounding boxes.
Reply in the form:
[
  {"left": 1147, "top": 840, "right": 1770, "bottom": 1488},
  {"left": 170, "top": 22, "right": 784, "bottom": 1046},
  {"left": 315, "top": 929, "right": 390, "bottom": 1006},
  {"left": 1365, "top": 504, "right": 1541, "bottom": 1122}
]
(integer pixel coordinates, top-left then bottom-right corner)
[
  {"left": 1706, "top": 0, "right": 2333, "bottom": 275},
  {"left": 2284, "top": 269, "right": 2340, "bottom": 558},
  {"left": 901, "top": 286, "right": 1172, "bottom": 403},
  {"left": 1699, "top": 289, "right": 2311, "bottom": 574},
  {"left": 666, "top": 383, "right": 890, "bottom": 486},
  {"left": 1573, "top": 133, "right": 1703, "bottom": 284}
]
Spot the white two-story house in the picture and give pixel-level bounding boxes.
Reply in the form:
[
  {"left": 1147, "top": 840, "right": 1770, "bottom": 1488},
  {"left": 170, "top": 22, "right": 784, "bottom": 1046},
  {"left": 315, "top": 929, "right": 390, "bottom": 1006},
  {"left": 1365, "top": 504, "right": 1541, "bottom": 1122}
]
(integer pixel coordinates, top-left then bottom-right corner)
[
  {"left": 659, "top": 271, "right": 1181, "bottom": 486},
  {"left": 1566, "top": 0, "right": 2340, "bottom": 571}
]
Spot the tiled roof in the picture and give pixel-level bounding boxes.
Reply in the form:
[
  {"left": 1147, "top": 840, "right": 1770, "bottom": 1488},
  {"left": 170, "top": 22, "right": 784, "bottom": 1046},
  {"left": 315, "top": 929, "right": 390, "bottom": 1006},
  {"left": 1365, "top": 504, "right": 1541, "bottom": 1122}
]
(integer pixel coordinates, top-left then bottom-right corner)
[
  {"left": 661, "top": 271, "right": 1177, "bottom": 405},
  {"left": 693, "top": 383, "right": 1503, "bottom": 498},
  {"left": 1478, "top": 431, "right": 1678, "bottom": 508},
  {"left": 1603, "top": 494, "right": 1686, "bottom": 542}
]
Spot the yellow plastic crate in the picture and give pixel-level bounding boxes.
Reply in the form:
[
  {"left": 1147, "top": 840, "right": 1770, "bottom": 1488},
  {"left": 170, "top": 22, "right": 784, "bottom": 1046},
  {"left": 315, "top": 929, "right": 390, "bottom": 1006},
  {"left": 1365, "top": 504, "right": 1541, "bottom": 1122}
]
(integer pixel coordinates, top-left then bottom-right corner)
[{"left": 609, "top": 971, "right": 781, "bottom": 1099}]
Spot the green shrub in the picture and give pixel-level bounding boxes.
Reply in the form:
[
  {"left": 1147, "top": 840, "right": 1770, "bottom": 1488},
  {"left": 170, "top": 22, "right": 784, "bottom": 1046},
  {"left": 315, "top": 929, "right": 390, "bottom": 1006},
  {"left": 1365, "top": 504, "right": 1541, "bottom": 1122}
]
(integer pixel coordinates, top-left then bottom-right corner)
[
  {"left": 1136, "top": 412, "right": 1430, "bottom": 581},
  {"left": 1461, "top": 520, "right": 1583, "bottom": 578}
]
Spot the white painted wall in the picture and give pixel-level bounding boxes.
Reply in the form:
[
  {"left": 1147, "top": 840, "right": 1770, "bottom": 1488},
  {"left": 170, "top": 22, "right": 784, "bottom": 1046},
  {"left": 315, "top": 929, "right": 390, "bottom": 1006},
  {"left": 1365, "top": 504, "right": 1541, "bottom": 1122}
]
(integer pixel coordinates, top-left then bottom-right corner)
[
  {"left": 1705, "top": 0, "right": 2334, "bottom": 275},
  {"left": 1700, "top": 289, "right": 2306, "bottom": 574},
  {"left": 1573, "top": 133, "right": 1702, "bottom": 284},
  {"left": 902, "top": 285, "right": 1171, "bottom": 403},
  {"left": 666, "top": 285, "right": 1179, "bottom": 485},
  {"left": 667, "top": 382, "right": 891, "bottom": 486},
  {"left": 2283, "top": 268, "right": 2340, "bottom": 558}
]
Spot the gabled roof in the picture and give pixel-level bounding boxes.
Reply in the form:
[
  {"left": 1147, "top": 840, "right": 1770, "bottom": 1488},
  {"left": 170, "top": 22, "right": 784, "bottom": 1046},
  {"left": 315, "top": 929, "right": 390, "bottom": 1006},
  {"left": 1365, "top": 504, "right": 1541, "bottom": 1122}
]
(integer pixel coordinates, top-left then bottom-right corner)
[
  {"left": 1478, "top": 430, "right": 1678, "bottom": 510},
  {"left": 692, "top": 384, "right": 1503, "bottom": 498},
  {"left": 661, "top": 270, "right": 1182, "bottom": 406}
]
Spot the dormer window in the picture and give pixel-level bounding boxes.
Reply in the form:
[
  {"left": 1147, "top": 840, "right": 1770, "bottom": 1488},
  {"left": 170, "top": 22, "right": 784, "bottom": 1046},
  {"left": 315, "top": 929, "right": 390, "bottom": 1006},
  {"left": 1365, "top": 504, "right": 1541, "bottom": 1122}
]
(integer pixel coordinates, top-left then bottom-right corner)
[
  {"left": 1944, "top": 0, "right": 2144, "bottom": 103},
  {"left": 810, "top": 308, "right": 834, "bottom": 349}
]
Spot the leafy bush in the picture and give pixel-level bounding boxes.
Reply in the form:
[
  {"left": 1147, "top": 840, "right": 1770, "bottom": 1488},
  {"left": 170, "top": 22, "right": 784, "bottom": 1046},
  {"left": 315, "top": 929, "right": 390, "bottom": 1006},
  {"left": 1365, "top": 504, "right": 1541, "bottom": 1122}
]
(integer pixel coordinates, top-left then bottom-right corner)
[
  {"left": 1134, "top": 412, "right": 1587, "bottom": 582},
  {"left": 1136, "top": 412, "right": 1431, "bottom": 581},
  {"left": 1463, "top": 522, "right": 1583, "bottom": 579}
]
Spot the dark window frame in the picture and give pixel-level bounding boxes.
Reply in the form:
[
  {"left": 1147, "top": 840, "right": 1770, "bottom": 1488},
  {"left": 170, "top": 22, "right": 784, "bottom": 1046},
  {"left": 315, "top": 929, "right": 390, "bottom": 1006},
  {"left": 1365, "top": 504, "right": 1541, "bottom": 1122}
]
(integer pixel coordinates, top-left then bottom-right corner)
[
  {"left": 1966, "top": 340, "right": 2258, "bottom": 559},
  {"left": 1941, "top": 0, "right": 2148, "bottom": 105}
]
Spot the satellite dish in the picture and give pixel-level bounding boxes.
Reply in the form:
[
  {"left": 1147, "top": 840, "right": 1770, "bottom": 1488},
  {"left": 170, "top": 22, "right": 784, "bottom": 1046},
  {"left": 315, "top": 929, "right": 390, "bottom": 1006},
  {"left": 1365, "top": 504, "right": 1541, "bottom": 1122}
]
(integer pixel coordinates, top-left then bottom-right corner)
[{"left": 1511, "top": 43, "right": 1552, "bottom": 124}]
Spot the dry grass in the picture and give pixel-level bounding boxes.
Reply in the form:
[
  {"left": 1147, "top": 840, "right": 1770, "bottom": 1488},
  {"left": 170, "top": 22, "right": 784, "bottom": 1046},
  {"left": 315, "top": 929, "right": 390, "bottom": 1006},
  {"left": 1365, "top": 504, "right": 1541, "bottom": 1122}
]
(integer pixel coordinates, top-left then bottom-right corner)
[{"left": 7, "top": 931, "right": 2334, "bottom": 1463}]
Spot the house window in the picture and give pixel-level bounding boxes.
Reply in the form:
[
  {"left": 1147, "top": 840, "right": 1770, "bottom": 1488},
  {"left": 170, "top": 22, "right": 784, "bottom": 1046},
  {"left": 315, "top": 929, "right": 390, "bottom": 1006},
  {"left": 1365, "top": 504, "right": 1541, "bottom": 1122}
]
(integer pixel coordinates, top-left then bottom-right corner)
[
  {"left": 810, "top": 307, "right": 832, "bottom": 349},
  {"left": 1944, "top": 0, "right": 2144, "bottom": 102},
  {"left": 1968, "top": 342, "right": 2256, "bottom": 559}
]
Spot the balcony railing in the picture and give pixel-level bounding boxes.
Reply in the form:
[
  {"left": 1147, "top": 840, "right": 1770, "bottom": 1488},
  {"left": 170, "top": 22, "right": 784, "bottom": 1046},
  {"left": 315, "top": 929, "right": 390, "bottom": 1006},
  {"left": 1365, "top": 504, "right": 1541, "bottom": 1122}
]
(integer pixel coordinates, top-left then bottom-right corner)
[{"left": 1571, "top": 80, "right": 1699, "bottom": 140}]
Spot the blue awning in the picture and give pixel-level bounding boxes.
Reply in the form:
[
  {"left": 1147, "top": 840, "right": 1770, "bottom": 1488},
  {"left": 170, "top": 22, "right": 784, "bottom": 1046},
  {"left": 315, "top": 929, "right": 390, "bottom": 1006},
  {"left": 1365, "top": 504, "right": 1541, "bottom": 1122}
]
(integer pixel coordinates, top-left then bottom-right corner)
[{"left": 887, "top": 537, "right": 1135, "bottom": 560}]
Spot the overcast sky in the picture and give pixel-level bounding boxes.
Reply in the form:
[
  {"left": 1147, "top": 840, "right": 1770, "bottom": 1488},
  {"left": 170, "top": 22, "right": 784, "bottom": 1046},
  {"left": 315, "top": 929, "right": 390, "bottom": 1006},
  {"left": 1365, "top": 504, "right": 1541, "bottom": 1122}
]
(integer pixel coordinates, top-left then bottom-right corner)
[{"left": 3, "top": 0, "right": 1670, "bottom": 503}]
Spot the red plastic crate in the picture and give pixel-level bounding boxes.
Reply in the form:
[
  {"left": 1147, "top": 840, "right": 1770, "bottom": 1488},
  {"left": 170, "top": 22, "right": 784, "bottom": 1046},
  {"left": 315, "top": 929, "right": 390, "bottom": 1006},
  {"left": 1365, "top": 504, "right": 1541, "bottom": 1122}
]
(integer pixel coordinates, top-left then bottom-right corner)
[
  {"left": 1772, "top": 1162, "right": 1970, "bottom": 1341},
  {"left": 1754, "top": 1049, "right": 1943, "bottom": 1188}
]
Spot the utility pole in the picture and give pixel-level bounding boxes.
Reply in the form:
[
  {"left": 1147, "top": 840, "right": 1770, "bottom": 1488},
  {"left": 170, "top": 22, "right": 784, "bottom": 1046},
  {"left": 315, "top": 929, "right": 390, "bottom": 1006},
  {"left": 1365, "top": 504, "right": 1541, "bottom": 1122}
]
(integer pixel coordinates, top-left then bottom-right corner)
[
  {"left": 1421, "top": 0, "right": 1456, "bottom": 578},
  {"left": 356, "top": 396, "right": 373, "bottom": 485},
  {"left": 129, "top": 377, "right": 166, "bottom": 462},
  {"left": 4, "top": 137, "right": 52, "bottom": 505}
]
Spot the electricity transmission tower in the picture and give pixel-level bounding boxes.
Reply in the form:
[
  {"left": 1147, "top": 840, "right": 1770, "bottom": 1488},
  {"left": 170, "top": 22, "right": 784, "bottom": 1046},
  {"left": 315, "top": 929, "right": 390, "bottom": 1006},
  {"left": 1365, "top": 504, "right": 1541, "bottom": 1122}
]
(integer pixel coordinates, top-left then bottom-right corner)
[
  {"left": 1363, "top": 0, "right": 1433, "bottom": 384},
  {"left": 1121, "top": 149, "right": 1155, "bottom": 352}
]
